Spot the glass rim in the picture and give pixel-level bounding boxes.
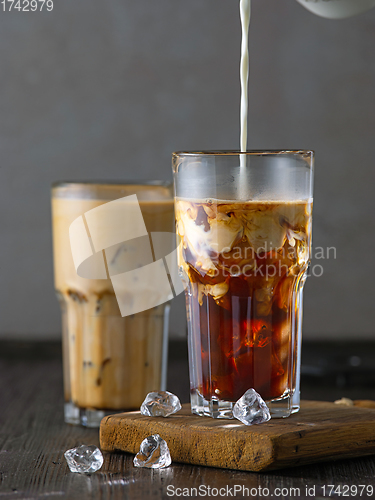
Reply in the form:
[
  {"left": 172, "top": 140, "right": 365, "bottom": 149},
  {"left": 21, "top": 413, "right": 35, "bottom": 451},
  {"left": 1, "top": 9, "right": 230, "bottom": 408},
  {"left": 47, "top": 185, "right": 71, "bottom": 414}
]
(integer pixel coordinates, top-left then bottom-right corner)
[
  {"left": 172, "top": 150, "right": 314, "bottom": 157},
  {"left": 51, "top": 179, "right": 172, "bottom": 189}
]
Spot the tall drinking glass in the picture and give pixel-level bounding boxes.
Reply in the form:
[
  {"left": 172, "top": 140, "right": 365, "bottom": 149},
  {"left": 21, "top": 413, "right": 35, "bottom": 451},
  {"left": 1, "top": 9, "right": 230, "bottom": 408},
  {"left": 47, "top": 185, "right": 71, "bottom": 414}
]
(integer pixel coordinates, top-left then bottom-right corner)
[
  {"left": 52, "top": 182, "right": 174, "bottom": 427},
  {"left": 173, "top": 151, "right": 314, "bottom": 418}
]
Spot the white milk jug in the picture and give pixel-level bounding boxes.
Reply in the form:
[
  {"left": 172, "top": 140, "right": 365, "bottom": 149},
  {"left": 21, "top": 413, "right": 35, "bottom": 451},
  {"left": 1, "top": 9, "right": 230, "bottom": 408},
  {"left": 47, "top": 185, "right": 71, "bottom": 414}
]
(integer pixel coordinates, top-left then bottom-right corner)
[{"left": 295, "top": 0, "right": 375, "bottom": 19}]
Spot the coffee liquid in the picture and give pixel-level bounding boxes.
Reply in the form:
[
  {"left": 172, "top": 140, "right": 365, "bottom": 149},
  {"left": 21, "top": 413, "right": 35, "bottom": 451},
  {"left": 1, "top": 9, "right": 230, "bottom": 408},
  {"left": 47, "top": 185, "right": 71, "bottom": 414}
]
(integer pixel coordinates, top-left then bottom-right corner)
[{"left": 176, "top": 198, "right": 312, "bottom": 402}]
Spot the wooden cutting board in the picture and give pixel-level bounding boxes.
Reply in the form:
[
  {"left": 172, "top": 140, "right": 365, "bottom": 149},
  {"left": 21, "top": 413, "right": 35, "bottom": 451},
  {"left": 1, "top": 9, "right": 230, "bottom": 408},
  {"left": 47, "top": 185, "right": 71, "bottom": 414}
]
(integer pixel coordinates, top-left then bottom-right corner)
[{"left": 99, "top": 401, "right": 375, "bottom": 472}]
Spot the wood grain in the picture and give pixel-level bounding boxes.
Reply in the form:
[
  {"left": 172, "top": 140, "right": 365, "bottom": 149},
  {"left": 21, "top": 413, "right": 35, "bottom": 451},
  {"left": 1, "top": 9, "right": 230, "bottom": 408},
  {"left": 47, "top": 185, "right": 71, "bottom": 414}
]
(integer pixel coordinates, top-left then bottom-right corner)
[
  {"left": 100, "top": 401, "right": 375, "bottom": 472},
  {"left": 1, "top": 341, "right": 375, "bottom": 499}
]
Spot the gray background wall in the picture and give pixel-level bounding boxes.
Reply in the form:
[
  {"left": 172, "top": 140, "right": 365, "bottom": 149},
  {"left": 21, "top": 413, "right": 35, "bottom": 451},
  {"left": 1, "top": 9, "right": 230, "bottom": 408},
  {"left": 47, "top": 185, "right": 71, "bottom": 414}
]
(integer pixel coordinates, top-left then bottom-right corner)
[{"left": 0, "top": 0, "right": 374, "bottom": 340}]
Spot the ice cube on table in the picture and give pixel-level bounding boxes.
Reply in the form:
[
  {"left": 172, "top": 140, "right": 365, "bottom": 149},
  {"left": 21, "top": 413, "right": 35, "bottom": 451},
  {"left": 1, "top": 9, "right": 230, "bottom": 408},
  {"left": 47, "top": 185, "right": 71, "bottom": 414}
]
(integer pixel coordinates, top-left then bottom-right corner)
[
  {"left": 64, "top": 445, "right": 103, "bottom": 474},
  {"left": 133, "top": 434, "right": 172, "bottom": 469},
  {"left": 140, "top": 391, "right": 181, "bottom": 417},
  {"left": 233, "top": 388, "right": 271, "bottom": 425}
]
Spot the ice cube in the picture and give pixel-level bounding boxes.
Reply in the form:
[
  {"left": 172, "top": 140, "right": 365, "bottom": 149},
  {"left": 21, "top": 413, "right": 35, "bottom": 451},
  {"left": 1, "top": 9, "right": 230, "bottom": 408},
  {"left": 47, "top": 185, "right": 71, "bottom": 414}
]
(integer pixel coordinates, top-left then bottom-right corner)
[
  {"left": 133, "top": 434, "right": 172, "bottom": 469},
  {"left": 140, "top": 391, "right": 182, "bottom": 417},
  {"left": 233, "top": 388, "right": 271, "bottom": 425},
  {"left": 197, "top": 282, "right": 229, "bottom": 306},
  {"left": 243, "top": 210, "right": 286, "bottom": 252},
  {"left": 64, "top": 445, "right": 103, "bottom": 474}
]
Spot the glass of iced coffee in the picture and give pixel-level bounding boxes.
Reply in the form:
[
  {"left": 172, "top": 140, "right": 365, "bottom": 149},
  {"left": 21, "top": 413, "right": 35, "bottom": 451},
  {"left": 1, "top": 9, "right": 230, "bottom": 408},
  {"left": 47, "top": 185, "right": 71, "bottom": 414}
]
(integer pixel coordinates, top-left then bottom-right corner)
[
  {"left": 52, "top": 182, "right": 174, "bottom": 426},
  {"left": 173, "top": 151, "right": 314, "bottom": 418}
]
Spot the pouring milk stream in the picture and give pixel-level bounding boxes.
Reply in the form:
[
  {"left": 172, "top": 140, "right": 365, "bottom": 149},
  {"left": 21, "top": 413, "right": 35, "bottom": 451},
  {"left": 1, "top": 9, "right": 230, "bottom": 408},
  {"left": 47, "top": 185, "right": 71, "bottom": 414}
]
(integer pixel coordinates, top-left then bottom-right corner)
[
  {"left": 240, "top": 0, "right": 250, "bottom": 159},
  {"left": 239, "top": 0, "right": 251, "bottom": 198}
]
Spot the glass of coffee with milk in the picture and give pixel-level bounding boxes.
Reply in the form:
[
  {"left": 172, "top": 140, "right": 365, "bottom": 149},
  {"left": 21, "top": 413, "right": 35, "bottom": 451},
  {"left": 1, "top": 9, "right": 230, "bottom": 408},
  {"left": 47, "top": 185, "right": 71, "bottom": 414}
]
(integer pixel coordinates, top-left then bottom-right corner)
[
  {"left": 172, "top": 0, "right": 314, "bottom": 419},
  {"left": 173, "top": 151, "right": 314, "bottom": 418},
  {"left": 51, "top": 182, "right": 174, "bottom": 427}
]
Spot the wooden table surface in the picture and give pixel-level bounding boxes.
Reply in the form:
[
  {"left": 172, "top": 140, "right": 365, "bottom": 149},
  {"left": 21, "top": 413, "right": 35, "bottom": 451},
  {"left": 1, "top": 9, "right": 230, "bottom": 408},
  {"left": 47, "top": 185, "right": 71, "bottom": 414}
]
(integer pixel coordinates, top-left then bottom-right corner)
[{"left": 1, "top": 340, "right": 375, "bottom": 500}]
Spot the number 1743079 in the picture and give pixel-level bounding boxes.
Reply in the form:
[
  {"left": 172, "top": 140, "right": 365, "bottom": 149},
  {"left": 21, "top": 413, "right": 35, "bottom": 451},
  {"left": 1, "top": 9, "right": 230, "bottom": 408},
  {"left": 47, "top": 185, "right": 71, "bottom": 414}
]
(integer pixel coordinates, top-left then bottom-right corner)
[{"left": 1, "top": 0, "right": 53, "bottom": 11}]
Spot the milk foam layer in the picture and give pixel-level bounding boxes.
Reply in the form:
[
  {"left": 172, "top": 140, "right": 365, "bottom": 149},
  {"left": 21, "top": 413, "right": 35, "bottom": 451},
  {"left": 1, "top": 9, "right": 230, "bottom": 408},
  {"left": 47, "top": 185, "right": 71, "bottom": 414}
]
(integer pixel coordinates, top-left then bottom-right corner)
[{"left": 176, "top": 197, "right": 312, "bottom": 280}]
